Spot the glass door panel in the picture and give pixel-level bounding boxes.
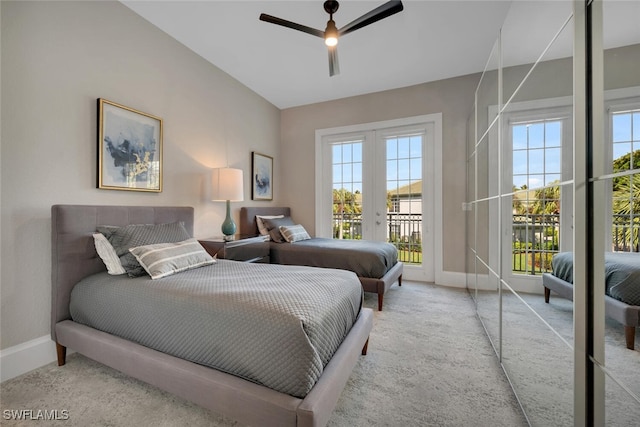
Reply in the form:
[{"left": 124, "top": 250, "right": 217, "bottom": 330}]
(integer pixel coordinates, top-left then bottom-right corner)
[
  {"left": 332, "top": 140, "right": 363, "bottom": 240},
  {"left": 386, "top": 133, "right": 423, "bottom": 265}
]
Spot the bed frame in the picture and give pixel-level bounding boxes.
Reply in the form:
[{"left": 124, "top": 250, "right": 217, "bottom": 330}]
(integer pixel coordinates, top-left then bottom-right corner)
[
  {"left": 51, "top": 205, "right": 373, "bottom": 427},
  {"left": 542, "top": 273, "right": 639, "bottom": 350},
  {"left": 240, "top": 207, "right": 403, "bottom": 311}
]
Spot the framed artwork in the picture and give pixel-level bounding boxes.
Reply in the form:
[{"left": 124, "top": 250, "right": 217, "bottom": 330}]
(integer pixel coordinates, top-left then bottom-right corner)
[
  {"left": 252, "top": 152, "right": 273, "bottom": 200},
  {"left": 97, "top": 98, "right": 163, "bottom": 192}
]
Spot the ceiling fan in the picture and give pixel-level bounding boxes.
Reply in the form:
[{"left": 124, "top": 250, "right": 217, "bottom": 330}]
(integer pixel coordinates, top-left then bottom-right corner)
[{"left": 259, "top": 1, "right": 404, "bottom": 77}]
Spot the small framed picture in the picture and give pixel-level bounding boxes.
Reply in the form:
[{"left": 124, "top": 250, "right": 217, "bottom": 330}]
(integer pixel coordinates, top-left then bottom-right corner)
[
  {"left": 97, "top": 98, "right": 163, "bottom": 192},
  {"left": 252, "top": 152, "right": 273, "bottom": 200}
]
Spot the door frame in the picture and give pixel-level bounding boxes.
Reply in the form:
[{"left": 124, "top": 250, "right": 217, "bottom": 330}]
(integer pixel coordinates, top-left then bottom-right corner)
[{"left": 315, "top": 114, "right": 442, "bottom": 282}]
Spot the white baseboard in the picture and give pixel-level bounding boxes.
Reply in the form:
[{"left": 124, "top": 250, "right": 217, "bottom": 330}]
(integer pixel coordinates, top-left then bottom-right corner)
[{"left": 0, "top": 335, "right": 60, "bottom": 382}]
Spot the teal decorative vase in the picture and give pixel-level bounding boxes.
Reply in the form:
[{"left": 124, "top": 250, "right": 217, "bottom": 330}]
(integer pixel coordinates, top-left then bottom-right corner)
[{"left": 221, "top": 200, "right": 236, "bottom": 238}]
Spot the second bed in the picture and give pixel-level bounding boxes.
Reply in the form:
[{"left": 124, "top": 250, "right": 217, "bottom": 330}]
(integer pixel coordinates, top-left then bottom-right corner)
[{"left": 240, "top": 207, "right": 403, "bottom": 311}]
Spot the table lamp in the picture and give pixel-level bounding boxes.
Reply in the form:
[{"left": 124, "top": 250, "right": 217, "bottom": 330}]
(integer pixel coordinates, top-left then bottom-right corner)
[{"left": 211, "top": 167, "right": 244, "bottom": 240}]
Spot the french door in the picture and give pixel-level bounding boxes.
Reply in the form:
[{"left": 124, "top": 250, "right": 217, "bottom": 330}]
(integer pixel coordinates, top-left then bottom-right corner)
[{"left": 315, "top": 115, "right": 440, "bottom": 281}]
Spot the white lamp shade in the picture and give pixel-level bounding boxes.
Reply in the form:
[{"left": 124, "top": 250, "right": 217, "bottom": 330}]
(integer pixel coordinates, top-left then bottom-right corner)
[{"left": 211, "top": 168, "right": 244, "bottom": 201}]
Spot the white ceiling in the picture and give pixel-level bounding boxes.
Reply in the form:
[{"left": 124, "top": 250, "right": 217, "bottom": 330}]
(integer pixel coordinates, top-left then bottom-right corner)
[{"left": 122, "top": 1, "right": 640, "bottom": 109}]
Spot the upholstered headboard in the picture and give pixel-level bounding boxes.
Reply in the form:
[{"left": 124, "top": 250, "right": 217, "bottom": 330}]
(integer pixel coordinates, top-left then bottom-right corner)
[
  {"left": 239, "top": 207, "right": 291, "bottom": 238},
  {"left": 50, "top": 205, "right": 194, "bottom": 341}
]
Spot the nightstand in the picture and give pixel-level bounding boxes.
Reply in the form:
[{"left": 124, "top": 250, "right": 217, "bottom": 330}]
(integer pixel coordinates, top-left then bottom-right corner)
[{"left": 198, "top": 235, "right": 270, "bottom": 263}]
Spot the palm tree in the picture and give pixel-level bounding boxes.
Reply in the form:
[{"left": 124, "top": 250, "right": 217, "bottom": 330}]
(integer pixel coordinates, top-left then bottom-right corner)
[
  {"left": 530, "top": 185, "right": 560, "bottom": 215},
  {"left": 333, "top": 188, "right": 362, "bottom": 239},
  {"left": 612, "top": 174, "right": 640, "bottom": 251}
]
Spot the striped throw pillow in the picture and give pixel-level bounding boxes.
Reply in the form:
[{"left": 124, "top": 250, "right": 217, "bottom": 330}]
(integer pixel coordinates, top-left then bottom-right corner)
[
  {"left": 129, "top": 238, "right": 216, "bottom": 279},
  {"left": 279, "top": 224, "right": 311, "bottom": 243}
]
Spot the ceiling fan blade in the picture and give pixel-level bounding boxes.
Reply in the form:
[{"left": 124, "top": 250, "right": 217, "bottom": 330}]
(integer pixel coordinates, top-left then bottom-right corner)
[
  {"left": 338, "top": 1, "right": 404, "bottom": 36},
  {"left": 328, "top": 45, "right": 340, "bottom": 77},
  {"left": 259, "top": 13, "right": 325, "bottom": 38}
]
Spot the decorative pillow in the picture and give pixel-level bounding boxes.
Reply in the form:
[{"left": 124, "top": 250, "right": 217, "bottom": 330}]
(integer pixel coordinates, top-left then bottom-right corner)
[
  {"left": 279, "top": 224, "right": 311, "bottom": 243},
  {"left": 256, "top": 215, "right": 284, "bottom": 236},
  {"left": 93, "top": 233, "right": 126, "bottom": 275},
  {"left": 97, "top": 221, "right": 191, "bottom": 277},
  {"left": 262, "top": 216, "right": 295, "bottom": 243},
  {"left": 129, "top": 238, "right": 216, "bottom": 280}
]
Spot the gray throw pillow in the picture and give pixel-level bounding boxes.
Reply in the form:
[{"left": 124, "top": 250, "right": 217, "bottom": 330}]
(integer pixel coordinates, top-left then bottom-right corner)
[
  {"left": 262, "top": 216, "right": 295, "bottom": 243},
  {"left": 97, "top": 221, "right": 191, "bottom": 277}
]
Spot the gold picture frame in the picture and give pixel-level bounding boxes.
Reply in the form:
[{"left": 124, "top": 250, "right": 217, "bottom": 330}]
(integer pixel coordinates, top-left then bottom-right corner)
[
  {"left": 252, "top": 152, "right": 273, "bottom": 200},
  {"left": 97, "top": 98, "right": 163, "bottom": 192}
]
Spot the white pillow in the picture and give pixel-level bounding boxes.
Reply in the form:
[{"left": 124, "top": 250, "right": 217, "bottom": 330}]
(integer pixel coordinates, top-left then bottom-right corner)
[
  {"left": 129, "top": 238, "right": 216, "bottom": 280},
  {"left": 279, "top": 224, "right": 311, "bottom": 243},
  {"left": 256, "top": 215, "right": 284, "bottom": 236},
  {"left": 93, "top": 233, "right": 126, "bottom": 275}
]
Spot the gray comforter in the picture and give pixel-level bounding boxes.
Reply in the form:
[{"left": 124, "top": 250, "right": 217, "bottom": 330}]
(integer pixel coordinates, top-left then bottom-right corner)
[
  {"left": 70, "top": 260, "right": 363, "bottom": 398},
  {"left": 552, "top": 252, "right": 640, "bottom": 305},
  {"left": 270, "top": 237, "right": 398, "bottom": 278}
]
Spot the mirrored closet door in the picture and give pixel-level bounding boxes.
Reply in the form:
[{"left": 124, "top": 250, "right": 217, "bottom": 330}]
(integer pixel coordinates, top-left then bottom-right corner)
[{"left": 466, "top": 0, "right": 639, "bottom": 424}]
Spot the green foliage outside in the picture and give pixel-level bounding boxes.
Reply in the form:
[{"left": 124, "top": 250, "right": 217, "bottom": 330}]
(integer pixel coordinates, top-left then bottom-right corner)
[
  {"left": 512, "top": 183, "right": 560, "bottom": 215},
  {"left": 612, "top": 149, "right": 640, "bottom": 251},
  {"left": 332, "top": 188, "right": 362, "bottom": 214}
]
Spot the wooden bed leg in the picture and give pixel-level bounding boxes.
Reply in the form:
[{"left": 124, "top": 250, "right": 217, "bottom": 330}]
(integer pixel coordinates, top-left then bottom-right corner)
[
  {"left": 624, "top": 326, "right": 635, "bottom": 350},
  {"left": 56, "top": 342, "right": 67, "bottom": 366},
  {"left": 361, "top": 338, "right": 369, "bottom": 355},
  {"left": 544, "top": 287, "right": 551, "bottom": 303},
  {"left": 398, "top": 275, "right": 402, "bottom": 286},
  {"left": 377, "top": 293, "right": 384, "bottom": 311}
]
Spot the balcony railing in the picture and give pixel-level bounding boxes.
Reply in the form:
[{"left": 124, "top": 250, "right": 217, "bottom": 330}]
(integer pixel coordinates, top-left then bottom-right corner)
[
  {"left": 511, "top": 213, "right": 559, "bottom": 275},
  {"left": 332, "top": 212, "right": 638, "bottom": 270},
  {"left": 332, "top": 212, "right": 422, "bottom": 264},
  {"left": 511, "top": 213, "right": 638, "bottom": 274},
  {"left": 612, "top": 213, "right": 640, "bottom": 252}
]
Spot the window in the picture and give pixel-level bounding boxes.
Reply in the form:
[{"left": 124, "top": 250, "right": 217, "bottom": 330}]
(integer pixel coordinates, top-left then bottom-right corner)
[
  {"left": 489, "top": 98, "right": 573, "bottom": 293},
  {"left": 610, "top": 107, "right": 640, "bottom": 252}
]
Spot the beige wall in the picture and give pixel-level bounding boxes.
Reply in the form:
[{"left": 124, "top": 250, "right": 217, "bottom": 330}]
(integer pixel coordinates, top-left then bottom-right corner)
[
  {"left": 280, "top": 74, "right": 480, "bottom": 274},
  {"left": 0, "top": 1, "right": 281, "bottom": 350}
]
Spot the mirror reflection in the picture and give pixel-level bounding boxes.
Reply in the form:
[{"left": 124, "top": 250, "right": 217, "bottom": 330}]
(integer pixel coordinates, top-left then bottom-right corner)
[
  {"left": 475, "top": 38, "right": 500, "bottom": 141},
  {"left": 601, "top": 0, "right": 640, "bottom": 421},
  {"left": 467, "top": 0, "right": 640, "bottom": 426},
  {"left": 500, "top": 1, "right": 573, "bottom": 106},
  {"left": 468, "top": 0, "right": 640, "bottom": 423}
]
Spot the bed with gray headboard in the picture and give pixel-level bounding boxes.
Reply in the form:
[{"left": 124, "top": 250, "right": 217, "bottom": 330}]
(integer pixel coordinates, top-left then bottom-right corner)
[
  {"left": 51, "top": 204, "right": 373, "bottom": 427},
  {"left": 240, "top": 207, "right": 403, "bottom": 311}
]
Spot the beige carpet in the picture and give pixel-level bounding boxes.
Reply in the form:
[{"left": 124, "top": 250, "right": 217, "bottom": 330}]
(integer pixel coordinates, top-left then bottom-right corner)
[{"left": 1, "top": 282, "right": 528, "bottom": 426}]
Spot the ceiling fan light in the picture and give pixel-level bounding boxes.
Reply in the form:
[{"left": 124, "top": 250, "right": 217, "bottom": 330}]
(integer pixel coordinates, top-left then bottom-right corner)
[{"left": 324, "top": 19, "right": 338, "bottom": 46}]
